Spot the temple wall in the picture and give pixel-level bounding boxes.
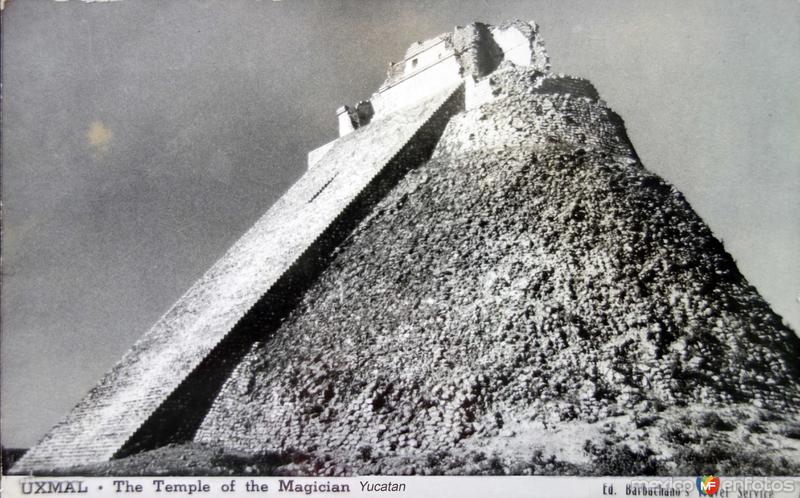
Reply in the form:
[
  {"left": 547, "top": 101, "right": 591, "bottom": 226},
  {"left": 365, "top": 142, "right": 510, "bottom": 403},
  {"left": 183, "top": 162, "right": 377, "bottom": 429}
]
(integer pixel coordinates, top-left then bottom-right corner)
[
  {"left": 308, "top": 139, "right": 337, "bottom": 169},
  {"left": 371, "top": 55, "right": 462, "bottom": 117}
]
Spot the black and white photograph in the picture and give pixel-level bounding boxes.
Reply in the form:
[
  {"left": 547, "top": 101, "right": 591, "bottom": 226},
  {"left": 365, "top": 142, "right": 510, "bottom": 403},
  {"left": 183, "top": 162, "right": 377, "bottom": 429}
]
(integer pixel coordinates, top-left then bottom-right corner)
[{"left": 1, "top": 0, "right": 799, "bottom": 485}]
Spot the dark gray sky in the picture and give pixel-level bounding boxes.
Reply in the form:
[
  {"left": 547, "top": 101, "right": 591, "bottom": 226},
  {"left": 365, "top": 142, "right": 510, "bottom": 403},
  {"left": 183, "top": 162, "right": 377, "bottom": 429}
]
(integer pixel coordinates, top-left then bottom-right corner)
[{"left": 2, "top": 0, "right": 798, "bottom": 448}]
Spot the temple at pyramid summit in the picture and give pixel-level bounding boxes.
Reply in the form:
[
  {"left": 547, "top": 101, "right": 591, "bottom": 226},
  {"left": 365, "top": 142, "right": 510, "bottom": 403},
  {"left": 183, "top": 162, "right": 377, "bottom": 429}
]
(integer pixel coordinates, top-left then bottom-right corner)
[{"left": 13, "top": 21, "right": 800, "bottom": 475}]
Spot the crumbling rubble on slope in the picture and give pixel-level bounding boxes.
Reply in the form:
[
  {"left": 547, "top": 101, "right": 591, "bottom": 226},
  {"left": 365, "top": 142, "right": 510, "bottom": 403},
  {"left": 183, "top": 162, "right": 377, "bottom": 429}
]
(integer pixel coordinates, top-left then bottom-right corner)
[{"left": 192, "top": 62, "right": 800, "bottom": 475}]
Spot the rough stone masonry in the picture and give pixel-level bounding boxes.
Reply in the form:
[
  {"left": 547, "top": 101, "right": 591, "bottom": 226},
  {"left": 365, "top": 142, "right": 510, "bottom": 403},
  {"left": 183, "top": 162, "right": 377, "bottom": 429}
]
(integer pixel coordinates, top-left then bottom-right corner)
[{"left": 13, "top": 20, "right": 800, "bottom": 475}]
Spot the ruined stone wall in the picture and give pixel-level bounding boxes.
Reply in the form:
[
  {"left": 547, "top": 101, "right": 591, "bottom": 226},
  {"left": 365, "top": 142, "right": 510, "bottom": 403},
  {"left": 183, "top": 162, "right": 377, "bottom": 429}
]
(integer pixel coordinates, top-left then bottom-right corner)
[
  {"left": 12, "top": 84, "right": 465, "bottom": 474},
  {"left": 452, "top": 23, "right": 504, "bottom": 78},
  {"left": 491, "top": 20, "right": 550, "bottom": 72},
  {"left": 453, "top": 65, "right": 634, "bottom": 161},
  {"left": 534, "top": 74, "right": 600, "bottom": 100}
]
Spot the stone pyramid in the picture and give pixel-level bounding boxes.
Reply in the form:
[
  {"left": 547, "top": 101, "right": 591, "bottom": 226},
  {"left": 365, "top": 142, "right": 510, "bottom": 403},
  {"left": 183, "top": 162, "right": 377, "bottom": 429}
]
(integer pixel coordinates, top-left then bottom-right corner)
[{"left": 13, "top": 20, "right": 800, "bottom": 476}]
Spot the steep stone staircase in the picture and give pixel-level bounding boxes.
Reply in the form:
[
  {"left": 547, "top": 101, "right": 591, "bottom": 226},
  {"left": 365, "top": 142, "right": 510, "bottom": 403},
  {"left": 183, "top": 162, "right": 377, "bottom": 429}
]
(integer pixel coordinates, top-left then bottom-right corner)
[{"left": 12, "top": 83, "right": 465, "bottom": 473}]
